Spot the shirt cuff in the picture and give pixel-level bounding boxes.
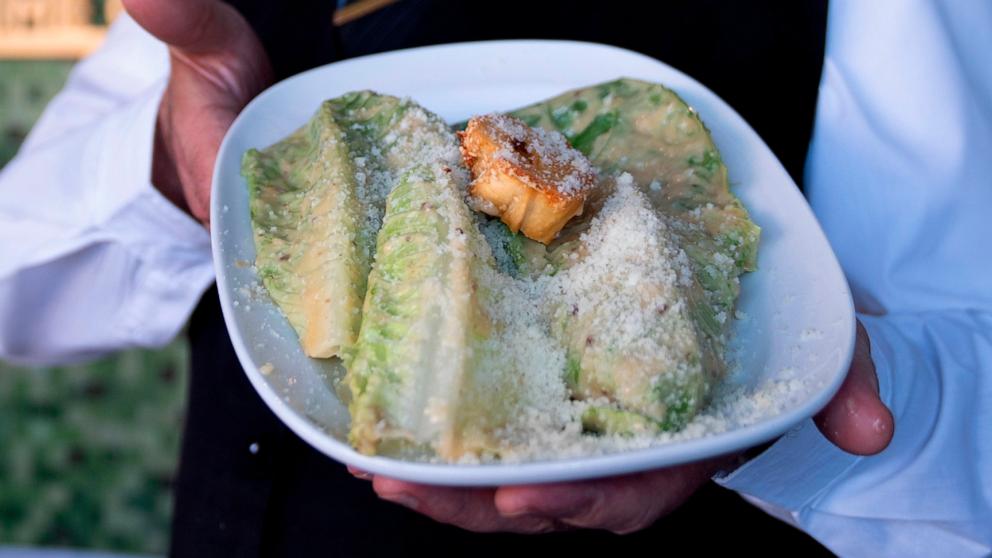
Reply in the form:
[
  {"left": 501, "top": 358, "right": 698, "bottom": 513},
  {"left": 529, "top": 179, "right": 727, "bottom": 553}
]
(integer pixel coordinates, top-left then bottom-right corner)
[
  {"left": 713, "top": 315, "right": 894, "bottom": 525},
  {"left": 94, "top": 79, "right": 215, "bottom": 348}
]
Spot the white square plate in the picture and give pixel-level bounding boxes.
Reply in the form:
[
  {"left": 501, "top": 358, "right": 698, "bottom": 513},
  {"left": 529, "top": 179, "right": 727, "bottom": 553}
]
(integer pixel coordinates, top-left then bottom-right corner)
[{"left": 211, "top": 40, "right": 854, "bottom": 486}]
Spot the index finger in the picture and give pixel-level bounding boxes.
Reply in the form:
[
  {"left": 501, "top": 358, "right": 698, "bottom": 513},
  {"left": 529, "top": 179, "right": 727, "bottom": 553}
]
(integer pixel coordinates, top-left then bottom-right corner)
[
  {"left": 371, "top": 476, "right": 556, "bottom": 534},
  {"left": 494, "top": 458, "right": 722, "bottom": 534}
]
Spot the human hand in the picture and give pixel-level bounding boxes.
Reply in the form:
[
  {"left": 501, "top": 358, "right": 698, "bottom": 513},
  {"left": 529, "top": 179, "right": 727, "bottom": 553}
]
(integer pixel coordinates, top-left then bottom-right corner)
[
  {"left": 124, "top": 0, "right": 273, "bottom": 227},
  {"left": 355, "top": 457, "right": 726, "bottom": 534},
  {"left": 356, "top": 320, "right": 894, "bottom": 534}
]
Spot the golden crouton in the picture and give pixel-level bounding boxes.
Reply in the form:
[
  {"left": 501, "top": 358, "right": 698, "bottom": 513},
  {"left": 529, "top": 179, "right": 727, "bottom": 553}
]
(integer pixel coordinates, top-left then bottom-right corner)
[{"left": 458, "top": 114, "right": 596, "bottom": 244}]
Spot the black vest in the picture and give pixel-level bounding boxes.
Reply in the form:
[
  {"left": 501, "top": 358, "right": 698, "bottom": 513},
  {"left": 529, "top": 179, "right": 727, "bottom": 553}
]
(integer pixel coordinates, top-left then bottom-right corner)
[
  {"left": 172, "top": 2, "right": 830, "bottom": 556},
  {"left": 229, "top": 0, "right": 826, "bottom": 185}
]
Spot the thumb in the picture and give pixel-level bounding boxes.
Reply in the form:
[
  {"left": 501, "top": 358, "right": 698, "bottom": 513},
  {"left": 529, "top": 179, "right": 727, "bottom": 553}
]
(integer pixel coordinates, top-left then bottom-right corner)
[
  {"left": 122, "top": 0, "right": 244, "bottom": 55},
  {"left": 815, "top": 321, "right": 894, "bottom": 455}
]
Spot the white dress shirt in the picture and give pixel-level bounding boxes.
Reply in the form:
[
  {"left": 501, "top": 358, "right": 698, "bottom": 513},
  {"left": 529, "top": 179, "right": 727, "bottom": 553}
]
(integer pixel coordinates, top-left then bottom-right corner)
[{"left": 0, "top": 2, "right": 988, "bottom": 556}]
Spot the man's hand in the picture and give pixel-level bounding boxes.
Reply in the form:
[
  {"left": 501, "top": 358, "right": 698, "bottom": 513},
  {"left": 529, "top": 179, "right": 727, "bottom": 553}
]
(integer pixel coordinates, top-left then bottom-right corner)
[
  {"left": 359, "top": 321, "right": 894, "bottom": 534},
  {"left": 124, "top": 0, "right": 273, "bottom": 227}
]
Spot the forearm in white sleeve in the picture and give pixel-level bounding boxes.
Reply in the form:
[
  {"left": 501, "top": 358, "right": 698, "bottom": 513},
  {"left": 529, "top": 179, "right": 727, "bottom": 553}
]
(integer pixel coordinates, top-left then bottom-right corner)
[
  {"left": 717, "top": 1, "right": 992, "bottom": 556},
  {"left": 0, "top": 15, "right": 214, "bottom": 365}
]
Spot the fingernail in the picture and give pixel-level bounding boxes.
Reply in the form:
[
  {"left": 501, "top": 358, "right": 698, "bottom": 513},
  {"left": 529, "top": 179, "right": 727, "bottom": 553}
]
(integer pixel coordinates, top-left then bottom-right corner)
[
  {"left": 500, "top": 506, "right": 537, "bottom": 518},
  {"left": 347, "top": 466, "right": 373, "bottom": 481},
  {"left": 381, "top": 493, "right": 420, "bottom": 511}
]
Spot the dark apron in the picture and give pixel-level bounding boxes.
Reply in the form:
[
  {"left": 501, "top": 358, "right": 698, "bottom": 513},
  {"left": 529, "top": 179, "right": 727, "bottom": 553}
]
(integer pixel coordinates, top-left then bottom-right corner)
[{"left": 172, "top": 2, "right": 831, "bottom": 555}]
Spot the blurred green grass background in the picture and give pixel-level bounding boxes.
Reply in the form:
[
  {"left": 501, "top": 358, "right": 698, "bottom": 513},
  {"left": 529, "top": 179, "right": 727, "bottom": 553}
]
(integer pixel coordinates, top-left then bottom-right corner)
[{"left": 0, "top": 58, "right": 187, "bottom": 555}]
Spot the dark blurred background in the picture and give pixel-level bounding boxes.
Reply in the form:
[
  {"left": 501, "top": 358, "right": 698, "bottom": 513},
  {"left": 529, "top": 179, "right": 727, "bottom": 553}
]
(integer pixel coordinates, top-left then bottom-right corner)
[{"left": 1, "top": 1, "right": 184, "bottom": 554}]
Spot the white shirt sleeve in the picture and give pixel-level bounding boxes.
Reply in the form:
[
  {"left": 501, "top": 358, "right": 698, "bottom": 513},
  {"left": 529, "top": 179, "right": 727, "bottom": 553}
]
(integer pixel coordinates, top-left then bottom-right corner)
[
  {"left": 716, "top": 2, "right": 992, "bottom": 556},
  {"left": 0, "top": 15, "right": 214, "bottom": 366}
]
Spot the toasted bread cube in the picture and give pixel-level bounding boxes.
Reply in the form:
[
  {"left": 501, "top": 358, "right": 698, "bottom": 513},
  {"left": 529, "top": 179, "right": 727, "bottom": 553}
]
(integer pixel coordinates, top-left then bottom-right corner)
[{"left": 458, "top": 114, "right": 596, "bottom": 244}]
